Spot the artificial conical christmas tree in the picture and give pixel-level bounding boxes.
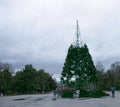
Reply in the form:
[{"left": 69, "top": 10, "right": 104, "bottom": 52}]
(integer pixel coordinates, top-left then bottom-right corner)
[{"left": 61, "top": 21, "right": 97, "bottom": 91}]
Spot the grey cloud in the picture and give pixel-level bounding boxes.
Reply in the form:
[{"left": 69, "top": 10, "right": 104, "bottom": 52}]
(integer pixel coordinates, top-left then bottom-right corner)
[{"left": 0, "top": 0, "right": 120, "bottom": 74}]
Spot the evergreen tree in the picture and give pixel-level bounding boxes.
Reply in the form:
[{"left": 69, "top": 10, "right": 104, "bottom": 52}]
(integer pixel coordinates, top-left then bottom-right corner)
[
  {"left": 0, "top": 62, "right": 13, "bottom": 95},
  {"left": 13, "top": 64, "right": 57, "bottom": 94}
]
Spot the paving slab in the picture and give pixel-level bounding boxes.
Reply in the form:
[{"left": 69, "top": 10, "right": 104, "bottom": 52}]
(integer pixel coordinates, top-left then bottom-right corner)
[{"left": 0, "top": 91, "right": 120, "bottom": 107}]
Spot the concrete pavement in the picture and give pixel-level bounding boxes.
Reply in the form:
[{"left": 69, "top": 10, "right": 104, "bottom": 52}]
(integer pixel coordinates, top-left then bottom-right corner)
[{"left": 0, "top": 91, "right": 120, "bottom": 107}]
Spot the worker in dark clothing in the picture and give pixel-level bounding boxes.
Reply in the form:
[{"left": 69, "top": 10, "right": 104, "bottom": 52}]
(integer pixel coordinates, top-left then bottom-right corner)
[{"left": 110, "top": 86, "right": 115, "bottom": 98}]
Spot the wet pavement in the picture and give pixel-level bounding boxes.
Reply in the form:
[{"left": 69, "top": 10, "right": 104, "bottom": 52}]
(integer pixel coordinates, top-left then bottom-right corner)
[{"left": 0, "top": 92, "right": 120, "bottom": 107}]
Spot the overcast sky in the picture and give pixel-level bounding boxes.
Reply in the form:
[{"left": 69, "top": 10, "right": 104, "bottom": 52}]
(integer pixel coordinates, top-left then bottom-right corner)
[{"left": 0, "top": 0, "right": 120, "bottom": 77}]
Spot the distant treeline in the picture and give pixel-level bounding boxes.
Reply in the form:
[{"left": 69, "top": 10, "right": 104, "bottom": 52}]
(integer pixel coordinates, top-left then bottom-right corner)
[
  {"left": 1, "top": 60, "right": 120, "bottom": 96},
  {"left": 96, "top": 61, "right": 120, "bottom": 90},
  {"left": 0, "top": 62, "right": 56, "bottom": 95}
]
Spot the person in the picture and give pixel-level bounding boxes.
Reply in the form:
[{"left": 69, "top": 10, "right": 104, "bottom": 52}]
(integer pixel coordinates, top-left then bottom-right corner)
[
  {"left": 52, "top": 88, "right": 59, "bottom": 100},
  {"left": 110, "top": 86, "right": 115, "bottom": 98},
  {"left": 53, "top": 89, "right": 57, "bottom": 97},
  {"left": 56, "top": 88, "right": 61, "bottom": 97},
  {"left": 53, "top": 88, "right": 61, "bottom": 98}
]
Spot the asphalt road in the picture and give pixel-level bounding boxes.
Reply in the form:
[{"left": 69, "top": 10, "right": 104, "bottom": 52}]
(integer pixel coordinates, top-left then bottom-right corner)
[{"left": 0, "top": 91, "right": 120, "bottom": 107}]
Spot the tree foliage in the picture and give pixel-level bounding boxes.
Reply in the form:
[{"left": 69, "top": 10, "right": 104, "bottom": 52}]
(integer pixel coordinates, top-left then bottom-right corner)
[
  {"left": 96, "top": 61, "right": 120, "bottom": 90},
  {"left": 0, "top": 62, "right": 57, "bottom": 95},
  {"left": 0, "top": 61, "right": 13, "bottom": 95},
  {"left": 61, "top": 44, "right": 97, "bottom": 90}
]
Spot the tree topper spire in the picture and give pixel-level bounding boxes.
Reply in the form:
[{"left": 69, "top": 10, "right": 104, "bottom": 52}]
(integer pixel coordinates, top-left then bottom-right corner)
[{"left": 76, "top": 20, "right": 82, "bottom": 47}]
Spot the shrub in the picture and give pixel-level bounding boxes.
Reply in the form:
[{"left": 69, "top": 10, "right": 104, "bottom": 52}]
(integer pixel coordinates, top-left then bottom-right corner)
[
  {"left": 79, "top": 89, "right": 90, "bottom": 97},
  {"left": 90, "top": 89, "right": 109, "bottom": 98},
  {"left": 79, "top": 89, "right": 109, "bottom": 98},
  {"left": 61, "top": 87, "right": 74, "bottom": 98}
]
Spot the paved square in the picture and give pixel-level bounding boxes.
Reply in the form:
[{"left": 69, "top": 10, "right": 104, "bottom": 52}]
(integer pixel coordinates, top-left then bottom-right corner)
[{"left": 0, "top": 91, "right": 120, "bottom": 107}]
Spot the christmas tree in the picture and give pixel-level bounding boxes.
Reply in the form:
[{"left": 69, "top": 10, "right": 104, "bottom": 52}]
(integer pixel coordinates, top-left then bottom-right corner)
[{"left": 61, "top": 21, "right": 97, "bottom": 91}]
